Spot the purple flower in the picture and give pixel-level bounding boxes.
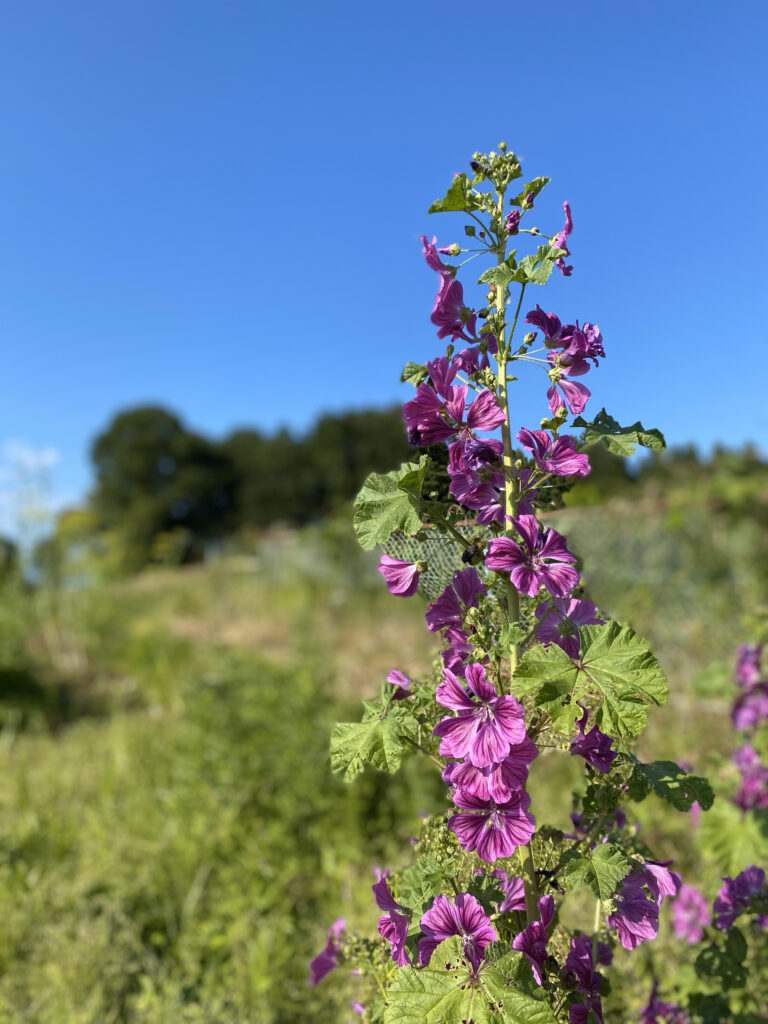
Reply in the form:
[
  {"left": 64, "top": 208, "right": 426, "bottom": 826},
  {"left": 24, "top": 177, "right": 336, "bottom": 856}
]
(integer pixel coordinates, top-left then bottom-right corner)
[
  {"left": 732, "top": 744, "right": 768, "bottom": 811},
  {"left": 440, "top": 626, "right": 474, "bottom": 676},
  {"left": 570, "top": 706, "right": 617, "bottom": 774},
  {"left": 607, "top": 873, "right": 659, "bottom": 950},
  {"left": 373, "top": 872, "right": 413, "bottom": 966},
  {"left": 511, "top": 895, "right": 555, "bottom": 984},
  {"left": 377, "top": 556, "right": 422, "bottom": 598},
  {"left": 309, "top": 918, "right": 345, "bottom": 985},
  {"left": 418, "top": 893, "right": 497, "bottom": 968},
  {"left": 524, "top": 305, "right": 575, "bottom": 347},
  {"left": 443, "top": 736, "right": 538, "bottom": 803},
  {"left": 554, "top": 200, "right": 573, "bottom": 276},
  {"left": 449, "top": 788, "right": 535, "bottom": 862},
  {"left": 486, "top": 514, "right": 579, "bottom": 599},
  {"left": 732, "top": 683, "right": 768, "bottom": 730},
  {"left": 517, "top": 428, "right": 591, "bottom": 477},
  {"left": 386, "top": 669, "right": 411, "bottom": 700},
  {"left": 431, "top": 275, "right": 478, "bottom": 342},
  {"left": 425, "top": 586, "right": 463, "bottom": 633},
  {"left": 425, "top": 355, "right": 458, "bottom": 399},
  {"left": 671, "top": 884, "right": 711, "bottom": 944},
  {"left": 713, "top": 865, "right": 766, "bottom": 930},
  {"left": 564, "top": 935, "right": 603, "bottom": 1024},
  {"left": 639, "top": 981, "right": 692, "bottom": 1024},
  {"left": 402, "top": 384, "right": 504, "bottom": 447},
  {"left": 640, "top": 860, "right": 682, "bottom": 906},
  {"left": 524, "top": 191, "right": 536, "bottom": 208},
  {"left": 351, "top": 1002, "right": 365, "bottom": 1016},
  {"left": 453, "top": 566, "right": 486, "bottom": 607},
  {"left": 534, "top": 597, "right": 603, "bottom": 659},
  {"left": 420, "top": 234, "right": 453, "bottom": 278},
  {"left": 433, "top": 663, "right": 526, "bottom": 767},
  {"left": 505, "top": 210, "right": 520, "bottom": 234},
  {"left": 486, "top": 869, "right": 527, "bottom": 913},
  {"left": 546, "top": 356, "right": 591, "bottom": 417},
  {"left": 734, "top": 643, "right": 763, "bottom": 688}
]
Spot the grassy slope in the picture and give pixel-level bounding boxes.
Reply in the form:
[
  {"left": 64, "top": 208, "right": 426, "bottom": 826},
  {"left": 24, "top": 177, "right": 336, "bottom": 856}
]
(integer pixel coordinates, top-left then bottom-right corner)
[{"left": 0, "top": 494, "right": 765, "bottom": 1022}]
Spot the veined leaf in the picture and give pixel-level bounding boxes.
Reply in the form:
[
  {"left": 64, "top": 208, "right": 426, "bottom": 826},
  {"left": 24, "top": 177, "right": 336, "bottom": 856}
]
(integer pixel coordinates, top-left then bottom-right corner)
[
  {"left": 627, "top": 757, "right": 715, "bottom": 811},
  {"left": 330, "top": 705, "right": 417, "bottom": 781},
  {"left": 560, "top": 844, "right": 629, "bottom": 900},
  {"left": 513, "top": 622, "right": 669, "bottom": 740},
  {"left": 383, "top": 939, "right": 557, "bottom": 1024},
  {"left": 428, "top": 174, "right": 480, "bottom": 214},
  {"left": 510, "top": 177, "right": 550, "bottom": 207},
  {"left": 353, "top": 456, "right": 429, "bottom": 550},
  {"left": 401, "top": 362, "right": 428, "bottom": 387},
  {"left": 573, "top": 408, "right": 666, "bottom": 456}
]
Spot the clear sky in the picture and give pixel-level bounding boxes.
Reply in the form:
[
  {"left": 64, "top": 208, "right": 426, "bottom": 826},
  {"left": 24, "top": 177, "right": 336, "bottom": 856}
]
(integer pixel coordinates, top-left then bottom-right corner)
[{"left": 1, "top": 0, "right": 766, "bottom": 528}]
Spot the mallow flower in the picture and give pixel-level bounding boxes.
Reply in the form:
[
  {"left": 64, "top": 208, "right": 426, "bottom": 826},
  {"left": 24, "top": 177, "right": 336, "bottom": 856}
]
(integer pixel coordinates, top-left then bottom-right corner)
[
  {"left": 377, "top": 556, "right": 423, "bottom": 598},
  {"left": 309, "top": 919, "right": 345, "bottom": 985},
  {"left": 486, "top": 514, "right": 579, "bottom": 598},
  {"left": 418, "top": 893, "right": 496, "bottom": 968}
]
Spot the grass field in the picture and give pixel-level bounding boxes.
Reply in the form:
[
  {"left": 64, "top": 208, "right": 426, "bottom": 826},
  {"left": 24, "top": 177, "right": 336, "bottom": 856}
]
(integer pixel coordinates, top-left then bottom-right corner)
[{"left": 0, "top": 495, "right": 765, "bottom": 1022}]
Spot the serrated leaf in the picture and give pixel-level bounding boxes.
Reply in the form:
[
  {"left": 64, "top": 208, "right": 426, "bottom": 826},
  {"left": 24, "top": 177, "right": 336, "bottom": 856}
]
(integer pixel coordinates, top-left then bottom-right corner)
[
  {"left": 697, "top": 798, "right": 768, "bottom": 875},
  {"left": 353, "top": 456, "right": 429, "bottom": 550},
  {"left": 478, "top": 258, "right": 517, "bottom": 288},
  {"left": 561, "top": 844, "right": 629, "bottom": 899},
  {"left": 401, "top": 362, "right": 428, "bottom": 387},
  {"left": 428, "top": 174, "right": 480, "bottom": 214},
  {"left": 383, "top": 939, "right": 557, "bottom": 1024},
  {"left": 330, "top": 706, "right": 417, "bottom": 781},
  {"left": 513, "top": 622, "right": 669, "bottom": 740},
  {"left": 573, "top": 408, "right": 666, "bottom": 456},
  {"left": 510, "top": 177, "right": 550, "bottom": 207},
  {"left": 510, "top": 244, "right": 567, "bottom": 286},
  {"left": 398, "top": 858, "right": 444, "bottom": 914},
  {"left": 627, "top": 758, "right": 715, "bottom": 811}
]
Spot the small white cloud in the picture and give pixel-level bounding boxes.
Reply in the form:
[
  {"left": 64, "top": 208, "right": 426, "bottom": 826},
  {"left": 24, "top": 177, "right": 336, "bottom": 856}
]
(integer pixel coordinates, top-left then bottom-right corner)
[{"left": 2, "top": 440, "right": 60, "bottom": 473}]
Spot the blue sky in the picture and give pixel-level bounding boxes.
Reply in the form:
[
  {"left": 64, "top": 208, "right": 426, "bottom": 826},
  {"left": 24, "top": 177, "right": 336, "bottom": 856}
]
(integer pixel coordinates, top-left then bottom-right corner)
[{"left": 1, "top": 0, "right": 766, "bottom": 529}]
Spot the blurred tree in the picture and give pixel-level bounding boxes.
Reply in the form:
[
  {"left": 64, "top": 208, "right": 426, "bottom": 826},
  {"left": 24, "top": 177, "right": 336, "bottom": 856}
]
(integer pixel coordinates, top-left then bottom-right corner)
[{"left": 90, "top": 407, "right": 237, "bottom": 569}]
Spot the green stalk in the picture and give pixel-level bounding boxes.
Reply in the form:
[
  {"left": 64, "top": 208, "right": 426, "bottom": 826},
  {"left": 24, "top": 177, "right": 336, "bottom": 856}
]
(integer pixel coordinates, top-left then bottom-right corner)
[{"left": 492, "top": 193, "right": 539, "bottom": 921}]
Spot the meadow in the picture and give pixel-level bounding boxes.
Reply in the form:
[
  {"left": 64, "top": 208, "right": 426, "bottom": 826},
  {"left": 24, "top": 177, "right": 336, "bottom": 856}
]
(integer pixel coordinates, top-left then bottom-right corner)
[{"left": 0, "top": 467, "right": 766, "bottom": 1022}]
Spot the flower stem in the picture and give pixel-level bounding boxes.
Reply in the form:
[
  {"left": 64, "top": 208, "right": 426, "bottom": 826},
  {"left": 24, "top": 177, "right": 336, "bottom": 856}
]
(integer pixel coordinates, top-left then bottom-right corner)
[{"left": 518, "top": 844, "right": 539, "bottom": 923}]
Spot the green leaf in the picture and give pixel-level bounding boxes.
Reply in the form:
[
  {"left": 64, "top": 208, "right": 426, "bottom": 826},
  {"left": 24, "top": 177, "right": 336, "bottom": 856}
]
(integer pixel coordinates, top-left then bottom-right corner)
[
  {"left": 510, "top": 177, "right": 550, "bottom": 207},
  {"left": 695, "top": 940, "right": 748, "bottom": 991},
  {"left": 353, "top": 456, "right": 429, "bottom": 550},
  {"left": 726, "top": 927, "right": 747, "bottom": 963},
  {"left": 697, "top": 798, "right": 768, "bottom": 875},
  {"left": 573, "top": 408, "right": 666, "bottom": 456},
  {"left": 510, "top": 244, "right": 567, "bottom": 286},
  {"left": 478, "top": 261, "right": 517, "bottom": 287},
  {"left": 398, "top": 858, "right": 444, "bottom": 914},
  {"left": 627, "top": 758, "right": 715, "bottom": 811},
  {"left": 560, "top": 844, "right": 629, "bottom": 899},
  {"left": 383, "top": 939, "right": 557, "bottom": 1024},
  {"left": 330, "top": 705, "right": 417, "bottom": 781},
  {"left": 513, "top": 622, "right": 669, "bottom": 740},
  {"left": 428, "top": 174, "right": 480, "bottom": 214},
  {"left": 401, "top": 362, "right": 428, "bottom": 387}
]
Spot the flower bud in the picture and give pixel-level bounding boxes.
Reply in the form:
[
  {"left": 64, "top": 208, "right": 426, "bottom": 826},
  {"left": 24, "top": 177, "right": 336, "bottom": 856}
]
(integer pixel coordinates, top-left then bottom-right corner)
[
  {"left": 498, "top": 141, "right": 507, "bottom": 152},
  {"left": 524, "top": 191, "right": 536, "bottom": 208},
  {"left": 523, "top": 332, "right": 536, "bottom": 345},
  {"left": 505, "top": 210, "right": 520, "bottom": 235}
]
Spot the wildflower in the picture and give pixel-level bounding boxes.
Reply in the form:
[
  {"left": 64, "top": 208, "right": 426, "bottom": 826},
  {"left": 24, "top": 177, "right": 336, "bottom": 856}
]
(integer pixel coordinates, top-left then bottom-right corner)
[
  {"left": 534, "top": 597, "right": 603, "bottom": 659},
  {"left": 570, "top": 706, "right": 617, "bottom": 774},
  {"left": 377, "top": 556, "right": 423, "bottom": 598},
  {"left": 639, "top": 981, "right": 692, "bottom": 1024},
  {"left": 671, "top": 884, "right": 711, "bottom": 943},
  {"left": 517, "top": 428, "right": 590, "bottom": 477},
  {"left": 486, "top": 514, "right": 579, "bottom": 598},
  {"left": 732, "top": 744, "right": 768, "bottom": 811},
  {"left": 309, "top": 918, "right": 345, "bottom": 985},
  {"left": 511, "top": 895, "right": 555, "bottom": 984},
  {"left": 449, "top": 788, "right": 535, "bottom": 862},
  {"left": 505, "top": 210, "right": 520, "bottom": 234},
  {"left": 433, "top": 663, "right": 526, "bottom": 767},
  {"left": 524, "top": 305, "right": 575, "bottom": 347},
  {"left": 564, "top": 935, "right": 603, "bottom": 1024},
  {"left": 443, "top": 735, "right": 538, "bottom": 802},
  {"left": 732, "top": 683, "right": 768, "bottom": 730},
  {"left": 713, "top": 865, "right": 766, "bottom": 930},
  {"left": 386, "top": 669, "right": 411, "bottom": 700},
  {"left": 486, "top": 869, "right": 527, "bottom": 913},
  {"left": 554, "top": 200, "right": 573, "bottom": 276},
  {"left": 418, "top": 892, "right": 497, "bottom": 968},
  {"left": 734, "top": 643, "right": 763, "bottom": 688},
  {"left": 546, "top": 355, "right": 591, "bottom": 417},
  {"left": 373, "top": 872, "right": 412, "bottom": 967},
  {"left": 402, "top": 383, "right": 504, "bottom": 447},
  {"left": 607, "top": 873, "right": 658, "bottom": 950}
]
